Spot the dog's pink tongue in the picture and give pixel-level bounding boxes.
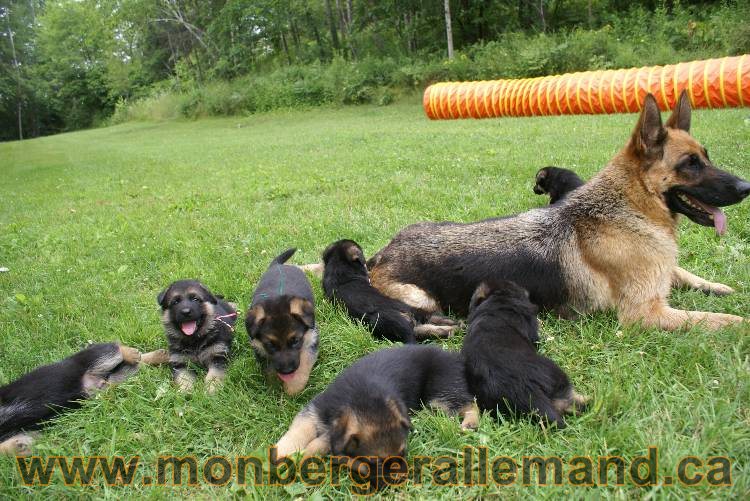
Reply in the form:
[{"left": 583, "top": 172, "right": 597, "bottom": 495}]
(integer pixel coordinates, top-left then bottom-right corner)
[
  {"left": 181, "top": 321, "right": 197, "bottom": 336},
  {"left": 277, "top": 371, "right": 296, "bottom": 383},
  {"left": 710, "top": 208, "right": 727, "bottom": 236}
]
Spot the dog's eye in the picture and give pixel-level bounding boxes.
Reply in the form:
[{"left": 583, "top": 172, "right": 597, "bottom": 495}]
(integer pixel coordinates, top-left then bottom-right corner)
[
  {"left": 289, "top": 337, "right": 302, "bottom": 348},
  {"left": 189, "top": 294, "right": 199, "bottom": 302},
  {"left": 170, "top": 297, "right": 181, "bottom": 306},
  {"left": 264, "top": 342, "right": 276, "bottom": 353},
  {"left": 689, "top": 154, "right": 703, "bottom": 169}
]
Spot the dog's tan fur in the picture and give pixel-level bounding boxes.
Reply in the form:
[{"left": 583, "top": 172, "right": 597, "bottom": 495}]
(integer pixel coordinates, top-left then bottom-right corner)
[{"left": 367, "top": 92, "right": 746, "bottom": 332}]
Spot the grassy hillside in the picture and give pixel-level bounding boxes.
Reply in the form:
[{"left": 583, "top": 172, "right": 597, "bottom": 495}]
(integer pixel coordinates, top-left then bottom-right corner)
[{"left": 0, "top": 99, "right": 748, "bottom": 499}]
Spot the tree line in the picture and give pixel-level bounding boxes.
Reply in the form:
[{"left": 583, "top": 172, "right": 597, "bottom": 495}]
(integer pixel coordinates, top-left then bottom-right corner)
[{"left": 0, "top": 1, "right": 743, "bottom": 141}]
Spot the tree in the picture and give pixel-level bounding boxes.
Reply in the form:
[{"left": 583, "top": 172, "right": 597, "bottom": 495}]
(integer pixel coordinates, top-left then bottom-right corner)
[{"left": 444, "top": 0, "right": 454, "bottom": 59}]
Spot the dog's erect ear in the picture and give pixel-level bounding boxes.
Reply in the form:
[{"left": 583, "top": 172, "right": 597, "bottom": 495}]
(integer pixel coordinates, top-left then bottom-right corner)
[
  {"left": 386, "top": 399, "right": 411, "bottom": 431},
  {"left": 289, "top": 298, "right": 314, "bottom": 329},
  {"left": 157, "top": 286, "right": 172, "bottom": 309},
  {"left": 631, "top": 93, "right": 666, "bottom": 159},
  {"left": 331, "top": 408, "right": 361, "bottom": 453},
  {"left": 195, "top": 284, "right": 218, "bottom": 304},
  {"left": 245, "top": 305, "right": 266, "bottom": 338},
  {"left": 469, "top": 282, "right": 492, "bottom": 312},
  {"left": 665, "top": 90, "right": 691, "bottom": 132}
]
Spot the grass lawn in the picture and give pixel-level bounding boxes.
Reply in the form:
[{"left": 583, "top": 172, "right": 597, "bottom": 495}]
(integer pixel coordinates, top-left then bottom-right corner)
[{"left": 0, "top": 98, "right": 748, "bottom": 499}]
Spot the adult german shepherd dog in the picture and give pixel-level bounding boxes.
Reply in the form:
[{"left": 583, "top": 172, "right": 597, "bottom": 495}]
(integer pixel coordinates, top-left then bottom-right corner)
[{"left": 368, "top": 92, "right": 750, "bottom": 331}]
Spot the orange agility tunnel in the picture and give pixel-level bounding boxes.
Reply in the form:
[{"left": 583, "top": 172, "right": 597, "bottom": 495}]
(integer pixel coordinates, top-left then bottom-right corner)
[{"left": 423, "top": 55, "right": 750, "bottom": 119}]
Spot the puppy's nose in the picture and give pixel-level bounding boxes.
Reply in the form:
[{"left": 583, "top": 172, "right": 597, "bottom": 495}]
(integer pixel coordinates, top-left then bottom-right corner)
[
  {"left": 181, "top": 308, "right": 191, "bottom": 315},
  {"left": 736, "top": 180, "right": 750, "bottom": 199}
]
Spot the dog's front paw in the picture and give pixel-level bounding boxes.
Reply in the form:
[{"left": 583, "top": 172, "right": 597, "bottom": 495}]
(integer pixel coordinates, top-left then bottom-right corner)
[
  {"left": 703, "top": 313, "right": 745, "bottom": 330},
  {"left": 174, "top": 372, "right": 195, "bottom": 393},
  {"left": 119, "top": 346, "right": 142, "bottom": 365},
  {"left": 703, "top": 282, "right": 735, "bottom": 296},
  {"left": 8, "top": 435, "right": 34, "bottom": 456}
]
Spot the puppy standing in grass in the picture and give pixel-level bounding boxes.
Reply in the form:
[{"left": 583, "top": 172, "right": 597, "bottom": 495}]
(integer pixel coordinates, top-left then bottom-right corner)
[
  {"left": 0, "top": 342, "right": 163, "bottom": 455},
  {"left": 274, "top": 345, "right": 479, "bottom": 484},
  {"left": 158, "top": 280, "right": 237, "bottom": 394},
  {"left": 245, "top": 248, "right": 318, "bottom": 396},
  {"left": 533, "top": 166, "right": 585, "bottom": 204},
  {"left": 462, "top": 281, "right": 587, "bottom": 429},
  {"left": 322, "top": 239, "right": 458, "bottom": 343}
]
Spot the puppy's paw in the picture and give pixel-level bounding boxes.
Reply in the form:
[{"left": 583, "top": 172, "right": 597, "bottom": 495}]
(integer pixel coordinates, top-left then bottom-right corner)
[
  {"left": 119, "top": 346, "right": 142, "bottom": 365},
  {"left": 703, "top": 282, "right": 735, "bottom": 296},
  {"left": 174, "top": 372, "right": 195, "bottom": 393},
  {"left": 703, "top": 312, "right": 745, "bottom": 330},
  {"left": 140, "top": 349, "right": 170, "bottom": 365},
  {"left": 205, "top": 370, "right": 225, "bottom": 396}
]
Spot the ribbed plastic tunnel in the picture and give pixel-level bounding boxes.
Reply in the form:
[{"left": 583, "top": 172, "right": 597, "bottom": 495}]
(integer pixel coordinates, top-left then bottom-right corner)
[{"left": 423, "top": 55, "right": 750, "bottom": 119}]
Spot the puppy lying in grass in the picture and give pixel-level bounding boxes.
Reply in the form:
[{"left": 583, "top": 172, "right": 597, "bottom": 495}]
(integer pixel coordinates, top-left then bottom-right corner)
[
  {"left": 0, "top": 342, "right": 162, "bottom": 456},
  {"left": 322, "top": 239, "right": 458, "bottom": 343},
  {"left": 158, "top": 279, "right": 237, "bottom": 394},
  {"left": 246, "top": 248, "right": 318, "bottom": 396},
  {"left": 533, "top": 166, "right": 585, "bottom": 204},
  {"left": 274, "top": 345, "right": 479, "bottom": 485},
  {"left": 462, "top": 280, "right": 587, "bottom": 428}
]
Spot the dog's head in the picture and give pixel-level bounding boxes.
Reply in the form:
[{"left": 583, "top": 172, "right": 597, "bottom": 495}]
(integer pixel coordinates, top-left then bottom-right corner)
[
  {"left": 469, "top": 280, "right": 539, "bottom": 343},
  {"left": 245, "top": 296, "right": 314, "bottom": 380},
  {"left": 533, "top": 166, "right": 584, "bottom": 197},
  {"left": 629, "top": 91, "right": 750, "bottom": 235},
  {"left": 322, "top": 239, "right": 368, "bottom": 276},
  {"left": 158, "top": 280, "right": 218, "bottom": 337},
  {"left": 533, "top": 166, "right": 557, "bottom": 195},
  {"left": 330, "top": 397, "right": 411, "bottom": 486}
]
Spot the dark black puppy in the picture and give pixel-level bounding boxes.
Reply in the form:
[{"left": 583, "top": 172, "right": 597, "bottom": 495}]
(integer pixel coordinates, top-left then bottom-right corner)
[
  {"left": 246, "top": 248, "right": 318, "bottom": 396},
  {"left": 533, "top": 166, "right": 585, "bottom": 204},
  {"left": 158, "top": 280, "right": 236, "bottom": 394},
  {"left": 275, "top": 345, "right": 478, "bottom": 487},
  {"left": 322, "top": 239, "right": 457, "bottom": 343},
  {"left": 0, "top": 343, "right": 145, "bottom": 455},
  {"left": 462, "top": 280, "right": 587, "bottom": 428}
]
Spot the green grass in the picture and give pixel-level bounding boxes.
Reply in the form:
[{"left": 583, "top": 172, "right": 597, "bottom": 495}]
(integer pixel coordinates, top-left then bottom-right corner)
[{"left": 0, "top": 98, "right": 749, "bottom": 499}]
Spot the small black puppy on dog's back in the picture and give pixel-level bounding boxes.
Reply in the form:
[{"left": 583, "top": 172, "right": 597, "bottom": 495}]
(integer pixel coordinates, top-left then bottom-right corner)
[
  {"left": 246, "top": 248, "right": 318, "bottom": 396},
  {"left": 0, "top": 342, "right": 151, "bottom": 456},
  {"left": 462, "top": 280, "right": 587, "bottom": 428},
  {"left": 322, "top": 239, "right": 457, "bottom": 343},
  {"left": 158, "top": 279, "right": 237, "bottom": 394},
  {"left": 533, "top": 166, "right": 585, "bottom": 204},
  {"left": 274, "top": 344, "right": 479, "bottom": 489}
]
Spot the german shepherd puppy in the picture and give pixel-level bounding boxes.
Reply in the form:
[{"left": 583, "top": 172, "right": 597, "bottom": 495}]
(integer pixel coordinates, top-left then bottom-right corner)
[
  {"left": 367, "top": 91, "right": 750, "bottom": 331},
  {"left": 245, "top": 248, "right": 318, "bottom": 396},
  {"left": 463, "top": 281, "right": 587, "bottom": 428},
  {"left": 274, "top": 345, "right": 479, "bottom": 484},
  {"left": 158, "top": 280, "right": 237, "bottom": 394},
  {"left": 322, "top": 239, "right": 457, "bottom": 343},
  {"left": 533, "top": 166, "right": 585, "bottom": 204},
  {"left": 0, "top": 343, "right": 146, "bottom": 455}
]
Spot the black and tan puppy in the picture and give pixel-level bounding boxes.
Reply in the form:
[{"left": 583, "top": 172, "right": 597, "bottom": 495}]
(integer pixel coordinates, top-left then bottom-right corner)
[
  {"left": 533, "top": 166, "right": 585, "bottom": 204},
  {"left": 0, "top": 343, "right": 148, "bottom": 455},
  {"left": 246, "top": 248, "right": 317, "bottom": 396},
  {"left": 322, "top": 239, "right": 457, "bottom": 343},
  {"left": 275, "top": 345, "right": 479, "bottom": 484},
  {"left": 462, "top": 281, "right": 587, "bottom": 429},
  {"left": 158, "top": 280, "right": 236, "bottom": 394}
]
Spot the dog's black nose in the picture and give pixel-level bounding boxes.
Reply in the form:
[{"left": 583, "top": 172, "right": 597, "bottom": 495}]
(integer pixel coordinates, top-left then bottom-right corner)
[
  {"left": 736, "top": 180, "right": 750, "bottom": 199},
  {"left": 181, "top": 308, "right": 191, "bottom": 315}
]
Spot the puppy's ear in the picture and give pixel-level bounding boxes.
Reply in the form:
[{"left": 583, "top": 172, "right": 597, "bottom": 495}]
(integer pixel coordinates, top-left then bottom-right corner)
[
  {"left": 245, "top": 305, "right": 266, "bottom": 338},
  {"left": 331, "top": 408, "right": 361, "bottom": 453},
  {"left": 665, "top": 89, "right": 691, "bottom": 132},
  {"left": 345, "top": 244, "right": 366, "bottom": 267},
  {"left": 157, "top": 286, "right": 172, "bottom": 309},
  {"left": 469, "top": 282, "right": 492, "bottom": 313},
  {"left": 196, "top": 284, "right": 218, "bottom": 304},
  {"left": 631, "top": 93, "right": 666, "bottom": 159},
  {"left": 289, "top": 298, "right": 314, "bottom": 329},
  {"left": 386, "top": 399, "right": 411, "bottom": 431}
]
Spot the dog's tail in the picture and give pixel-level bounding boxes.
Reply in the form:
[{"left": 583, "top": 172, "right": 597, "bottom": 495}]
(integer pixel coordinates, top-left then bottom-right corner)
[
  {"left": 0, "top": 401, "right": 44, "bottom": 437},
  {"left": 271, "top": 248, "right": 297, "bottom": 266}
]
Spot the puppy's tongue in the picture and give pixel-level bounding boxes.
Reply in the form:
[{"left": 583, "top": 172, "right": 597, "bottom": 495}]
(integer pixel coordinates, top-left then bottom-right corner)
[
  {"left": 277, "top": 371, "right": 296, "bottom": 383},
  {"left": 181, "top": 321, "right": 197, "bottom": 336}
]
